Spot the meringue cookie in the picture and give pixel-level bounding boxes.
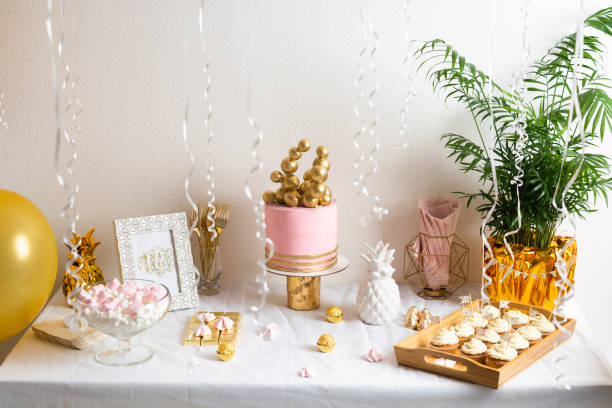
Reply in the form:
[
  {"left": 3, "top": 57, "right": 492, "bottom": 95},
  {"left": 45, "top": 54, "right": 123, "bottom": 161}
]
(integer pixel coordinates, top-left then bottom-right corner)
[
  {"left": 366, "top": 347, "right": 383, "bottom": 362},
  {"left": 260, "top": 323, "right": 280, "bottom": 341},
  {"left": 191, "top": 323, "right": 212, "bottom": 339},
  {"left": 214, "top": 316, "right": 234, "bottom": 331},
  {"left": 298, "top": 367, "right": 311, "bottom": 378},
  {"left": 200, "top": 312, "right": 216, "bottom": 323}
]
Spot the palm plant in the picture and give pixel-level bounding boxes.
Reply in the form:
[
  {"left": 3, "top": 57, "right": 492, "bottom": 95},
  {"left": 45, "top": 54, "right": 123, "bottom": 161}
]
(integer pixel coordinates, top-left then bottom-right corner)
[{"left": 414, "top": 7, "right": 612, "bottom": 249}]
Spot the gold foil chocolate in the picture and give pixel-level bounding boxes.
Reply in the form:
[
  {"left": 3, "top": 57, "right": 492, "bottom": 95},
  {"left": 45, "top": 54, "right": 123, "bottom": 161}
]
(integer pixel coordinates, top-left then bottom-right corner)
[
  {"left": 217, "top": 342, "right": 236, "bottom": 361},
  {"left": 484, "top": 236, "right": 577, "bottom": 310},
  {"left": 317, "top": 334, "right": 336, "bottom": 353},
  {"left": 404, "top": 306, "right": 419, "bottom": 329},
  {"left": 326, "top": 306, "right": 343, "bottom": 323}
]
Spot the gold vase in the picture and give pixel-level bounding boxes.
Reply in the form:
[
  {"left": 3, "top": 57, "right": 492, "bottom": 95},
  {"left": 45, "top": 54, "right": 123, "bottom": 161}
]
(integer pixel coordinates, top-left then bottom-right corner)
[{"left": 484, "top": 236, "right": 576, "bottom": 310}]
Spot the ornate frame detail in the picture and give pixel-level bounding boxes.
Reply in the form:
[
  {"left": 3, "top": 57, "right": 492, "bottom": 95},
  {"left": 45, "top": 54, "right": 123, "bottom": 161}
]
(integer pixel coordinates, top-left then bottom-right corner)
[{"left": 113, "top": 212, "right": 198, "bottom": 310}]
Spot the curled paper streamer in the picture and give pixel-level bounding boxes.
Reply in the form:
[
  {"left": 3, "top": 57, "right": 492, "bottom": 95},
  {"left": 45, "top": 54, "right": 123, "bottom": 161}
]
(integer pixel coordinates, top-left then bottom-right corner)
[
  {"left": 501, "top": 0, "right": 531, "bottom": 283},
  {"left": 46, "top": 0, "right": 87, "bottom": 332},
  {"left": 182, "top": 102, "right": 199, "bottom": 237},
  {"left": 198, "top": 0, "right": 217, "bottom": 243},
  {"left": 352, "top": 7, "right": 388, "bottom": 227},
  {"left": 480, "top": 0, "right": 499, "bottom": 306},
  {"left": 550, "top": 0, "right": 585, "bottom": 391},
  {"left": 397, "top": 0, "right": 416, "bottom": 150},
  {"left": 243, "top": 29, "right": 274, "bottom": 327}
]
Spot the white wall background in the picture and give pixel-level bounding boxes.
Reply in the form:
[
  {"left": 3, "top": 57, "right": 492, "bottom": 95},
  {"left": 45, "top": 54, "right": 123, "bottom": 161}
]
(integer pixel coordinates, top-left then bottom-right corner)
[{"left": 1, "top": 0, "right": 611, "bottom": 363}]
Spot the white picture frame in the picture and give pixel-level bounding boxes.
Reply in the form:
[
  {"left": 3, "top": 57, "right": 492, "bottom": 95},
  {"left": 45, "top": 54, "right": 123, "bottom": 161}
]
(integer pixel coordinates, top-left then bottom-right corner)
[{"left": 113, "top": 212, "right": 199, "bottom": 311}]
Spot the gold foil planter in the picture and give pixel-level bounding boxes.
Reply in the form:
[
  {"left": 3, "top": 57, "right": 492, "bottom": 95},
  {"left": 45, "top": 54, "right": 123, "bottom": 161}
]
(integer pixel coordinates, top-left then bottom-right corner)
[
  {"left": 403, "top": 233, "right": 469, "bottom": 299},
  {"left": 483, "top": 236, "right": 577, "bottom": 311}
]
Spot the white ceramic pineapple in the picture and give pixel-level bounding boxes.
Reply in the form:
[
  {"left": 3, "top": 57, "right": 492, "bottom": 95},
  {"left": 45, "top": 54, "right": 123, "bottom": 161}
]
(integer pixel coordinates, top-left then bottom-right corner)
[{"left": 356, "top": 241, "right": 401, "bottom": 325}]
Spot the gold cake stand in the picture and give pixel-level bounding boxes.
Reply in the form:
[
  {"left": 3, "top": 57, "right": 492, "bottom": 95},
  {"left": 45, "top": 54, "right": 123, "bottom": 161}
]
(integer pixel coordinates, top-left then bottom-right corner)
[{"left": 266, "top": 255, "right": 349, "bottom": 311}]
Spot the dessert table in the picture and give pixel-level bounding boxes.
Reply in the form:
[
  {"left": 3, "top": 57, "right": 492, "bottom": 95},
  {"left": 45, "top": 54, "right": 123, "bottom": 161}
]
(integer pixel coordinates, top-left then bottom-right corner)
[{"left": 1, "top": 282, "right": 611, "bottom": 408}]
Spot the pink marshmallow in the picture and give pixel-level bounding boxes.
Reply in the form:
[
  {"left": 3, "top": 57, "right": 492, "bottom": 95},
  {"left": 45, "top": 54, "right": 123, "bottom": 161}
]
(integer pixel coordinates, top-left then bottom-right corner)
[
  {"left": 127, "top": 292, "right": 144, "bottom": 315},
  {"left": 90, "top": 284, "right": 105, "bottom": 296},
  {"left": 108, "top": 279, "right": 121, "bottom": 292},
  {"left": 100, "top": 297, "right": 120, "bottom": 312},
  {"left": 121, "top": 280, "right": 139, "bottom": 296}
]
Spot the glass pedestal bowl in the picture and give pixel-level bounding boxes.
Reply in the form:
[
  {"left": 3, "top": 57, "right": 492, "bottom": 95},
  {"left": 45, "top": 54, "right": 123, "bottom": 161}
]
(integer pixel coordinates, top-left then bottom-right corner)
[{"left": 75, "top": 279, "right": 170, "bottom": 366}]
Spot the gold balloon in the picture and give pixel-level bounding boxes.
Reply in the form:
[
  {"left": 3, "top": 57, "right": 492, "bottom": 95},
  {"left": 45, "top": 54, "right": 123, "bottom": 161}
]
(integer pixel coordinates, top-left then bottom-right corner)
[
  {"left": 313, "top": 157, "right": 330, "bottom": 170},
  {"left": 310, "top": 165, "right": 328, "bottom": 183},
  {"left": 320, "top": 194, "right": 331, "bottom": 206},
  {"left": 289, "top": 147, "right": 302, "bottom": 161},
  {"left": 301, "top": 180, "right": 312, "bottom": 194},
  {"left": 270, "top": 170, "right": 283, "bottom": 183},
  {"left": 0, "top": 190, "right": 57, "bottom": 342},
  {"left": 281, "top": 158, "right": 298, "bottom": 174},
  {"left": 281, "top": 174, "right": 300, "bottom": 190},
  {"left": 263, "top": 190, "right": 276, "bottom": 204},
  {"left": 303, "top": 169, "right": 313, "bottom": 181},
  {"left": 316, "top": 145, "right": 329, "bottom": 158},
  {"left": 275, "top": 188, "right": 286, "bottom": 204},
  {"left": 283, "top": 190, "right": 300, "bottom": 207},
  {"left": 302, "top": 193, "right": 319, "bottom": 208},
  {"left": 309, "top": 182, "right": 326, "bottom": 199},
  {"left": 297, "top": 139, "right": 311, "bottom": 152}
]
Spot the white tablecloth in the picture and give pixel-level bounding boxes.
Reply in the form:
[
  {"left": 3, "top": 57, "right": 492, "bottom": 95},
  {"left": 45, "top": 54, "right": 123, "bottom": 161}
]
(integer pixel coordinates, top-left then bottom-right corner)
[{"left": 0, "top": 282, "right": 610, "bottom": 408}]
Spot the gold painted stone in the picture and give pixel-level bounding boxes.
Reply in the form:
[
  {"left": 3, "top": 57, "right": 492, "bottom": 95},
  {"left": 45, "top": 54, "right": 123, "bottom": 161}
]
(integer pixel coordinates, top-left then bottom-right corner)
[
  {"left": 326, "top": 306, "right": 343, "bottom": 323},
  {"left": 281, "top": 158, "right": 298, "bottom": 174},
  {"left": 270, "top": 170, "right": 283, "bottom": 183},
  {"left": 263, "top": 190, "right": 276, "bottom": 204},
  {"left": 316, "top": 145, "right": 329, "bottom": 158},
  {"left": 289, "top": 147, "right": 302, "bottom": 161},
  {"left": 297, "top": 139, "right": 311, "bottom": 152},
  {"left": 217, "top": 342, "right": 236, "bottom": 361},
  {"left": 317, "top": 334, "right": 336, "bottom": 353}
]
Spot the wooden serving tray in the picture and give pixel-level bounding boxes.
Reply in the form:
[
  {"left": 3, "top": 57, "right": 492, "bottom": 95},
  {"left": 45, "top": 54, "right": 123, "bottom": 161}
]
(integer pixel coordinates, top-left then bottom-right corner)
[{"left": 394, "top": 300, "right": 576, "bottom": 388}]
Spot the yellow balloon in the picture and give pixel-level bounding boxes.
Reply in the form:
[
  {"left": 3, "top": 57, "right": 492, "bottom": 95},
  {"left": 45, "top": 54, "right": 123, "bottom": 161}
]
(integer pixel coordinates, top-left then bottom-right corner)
[{"left": 0, "top": 190, "right": 57, "bottom": 342}]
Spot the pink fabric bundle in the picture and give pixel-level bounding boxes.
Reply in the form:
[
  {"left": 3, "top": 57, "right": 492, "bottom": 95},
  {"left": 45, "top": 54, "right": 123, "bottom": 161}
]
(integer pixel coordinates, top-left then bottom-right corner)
[{"left": 415, "top": 197, "right": 461, "bottom": 289}]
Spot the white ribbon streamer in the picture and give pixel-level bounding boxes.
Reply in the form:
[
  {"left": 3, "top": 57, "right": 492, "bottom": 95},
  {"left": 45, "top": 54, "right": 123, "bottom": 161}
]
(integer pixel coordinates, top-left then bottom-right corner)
[
  {"left": 397, "top": 0, "right": 417, "bottom": 150},
  {"left": 46, "top": 0, "right": 87, "bottom": 331},
  {"left": 500, "top": 0, "right": 531, "bottom": 283},
  {"left": 480, "top": 0, "right": 499, "bottom": 306},
  {"left": 198, "top": 0, "right": 217, "bottom": 243},
  {"left": 353, "top": 6, "right": 388, "bottom": 227}
]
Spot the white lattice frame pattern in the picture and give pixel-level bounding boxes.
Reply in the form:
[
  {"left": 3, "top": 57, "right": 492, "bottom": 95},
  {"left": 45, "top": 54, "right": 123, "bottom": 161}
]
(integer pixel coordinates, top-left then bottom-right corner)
[{"left": 113, "top": 212, "right": 198, "bottom": 311}]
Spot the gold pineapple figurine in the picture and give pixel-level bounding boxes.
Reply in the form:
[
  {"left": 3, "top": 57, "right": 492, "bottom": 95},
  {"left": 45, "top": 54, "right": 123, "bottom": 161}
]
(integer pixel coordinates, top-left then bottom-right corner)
[{"left": 62, "top": 228, "right": 104, "bottom": 297}]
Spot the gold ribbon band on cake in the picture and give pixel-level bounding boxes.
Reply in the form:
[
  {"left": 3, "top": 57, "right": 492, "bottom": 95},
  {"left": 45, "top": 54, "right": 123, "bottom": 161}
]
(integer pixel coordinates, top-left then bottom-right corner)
[
  {"left": 484, "top": 236, "right": 576, "bottom": 311},
  {"left": 265, "top": 246, "right": 338, "bottom": 273}
]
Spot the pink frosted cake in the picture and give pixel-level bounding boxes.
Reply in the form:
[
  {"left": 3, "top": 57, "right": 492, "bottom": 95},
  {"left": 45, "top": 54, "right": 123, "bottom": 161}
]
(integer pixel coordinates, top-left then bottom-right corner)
[{"left": 265, "top": 200, "right": 338, "bottom": 272}]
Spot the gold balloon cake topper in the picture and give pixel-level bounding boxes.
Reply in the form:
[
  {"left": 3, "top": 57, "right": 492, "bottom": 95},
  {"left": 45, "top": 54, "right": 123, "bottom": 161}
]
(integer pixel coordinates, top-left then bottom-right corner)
[{"left": 263, "top": 139, "right": 332, "bottom": 208}]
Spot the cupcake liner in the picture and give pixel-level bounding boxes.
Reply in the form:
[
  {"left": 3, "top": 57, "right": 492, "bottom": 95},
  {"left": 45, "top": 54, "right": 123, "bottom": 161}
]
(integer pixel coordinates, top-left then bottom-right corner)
[
  {"left": 457, "top": 335, "right": 474, "bottom": 347},
  {"left": 486, "top": 356, "right": 510, "bottom": 369},
  {"left": 462, "top": 352, "right": 486, "bottom": 364},
  {"left": 430, "top": 343, "right": 459, "bottom": 353}
]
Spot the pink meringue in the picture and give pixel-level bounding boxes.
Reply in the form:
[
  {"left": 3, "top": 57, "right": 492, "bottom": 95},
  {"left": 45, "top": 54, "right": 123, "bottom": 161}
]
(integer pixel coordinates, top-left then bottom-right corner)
[
  {"left": 214, "top": 316, "right": 234, "bottom": 331},
  {"left": 191, "top": 323, "right": 212, "bottom": 338},
  {"left": 259, "top": 323, "right": 280, "bottom": 341},
  {"left": 200, "top": 312, "right": 216, "bottom": 323},
  {"left": 366, "top": 347, "right": 383, "bottom": 363},
  {"left": 298, "top": 367, "right": 311, "bottom": 378}
]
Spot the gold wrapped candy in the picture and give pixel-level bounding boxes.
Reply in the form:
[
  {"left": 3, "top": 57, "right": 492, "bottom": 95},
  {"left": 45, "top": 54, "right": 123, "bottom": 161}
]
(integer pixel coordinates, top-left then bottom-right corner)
[
  {"left": 317, "top": 334, "right": 336, "bottom": 353},
  {"left": 262, "top": 139, "right": 332, "bottom": 207},
  {"left": 217, "top": 342, "right": 235, "bottom": 361},
  {"left": 484, "top": 236, "right": 576, "bottom": 310},
  {"left": 326, "top": 306, "right": 343, "bottom": 323}
]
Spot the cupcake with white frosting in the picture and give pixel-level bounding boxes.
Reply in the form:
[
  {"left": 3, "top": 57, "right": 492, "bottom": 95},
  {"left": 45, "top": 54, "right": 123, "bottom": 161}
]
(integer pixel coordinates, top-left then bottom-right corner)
[
  {"left": 474, "top": 328, "right": 501, "bottom": 347},
  {"left": 517, "top": 325, "right": 542, "bottom": 346},
  {"left": 460, "top": 338, "right": 487, "bottom": 364},
  {"left": 532, "top": 315, "right": 556, "bottom": 336},
  {"left": 430, "top": 328, "right": 459, "bottom": 351},
  {"left": 486, "top": 342, "right": 518, "bottom": 368},
  {"left": 508, "top": 332, "right": 529, "bottom": 353},
  {"left": 481, "top": 304, "right": 500, "bottom": 320},
  {"left": 463, "top": 311, "right": 488, "bottom": 329},
  {"left": 488, "top": 317, "right": 511, "bottom": 335},
  {"left": 451, "top": 321, "right": 475, "bottom": 346},
  {"left": 505, "top": 310, "right": 529, "bottom": 329}
]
